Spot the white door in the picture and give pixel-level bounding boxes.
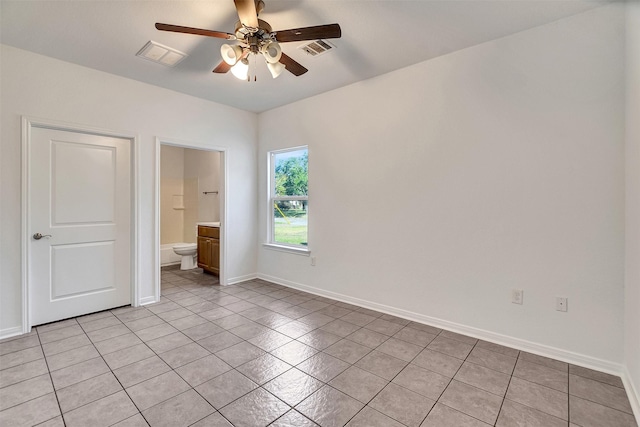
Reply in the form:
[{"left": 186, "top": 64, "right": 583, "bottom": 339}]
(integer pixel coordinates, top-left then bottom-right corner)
[{"left": 29, "top": 127, "right": 132, "bottom": 326}]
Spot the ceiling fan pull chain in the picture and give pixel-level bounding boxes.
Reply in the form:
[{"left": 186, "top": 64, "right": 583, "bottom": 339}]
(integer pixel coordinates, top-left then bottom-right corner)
[{"left": 252, "top": 54, "right": 257, "bottom": 82}]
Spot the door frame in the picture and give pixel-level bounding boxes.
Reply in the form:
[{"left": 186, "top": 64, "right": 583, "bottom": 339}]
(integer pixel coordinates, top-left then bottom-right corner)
[
  {"left": 154, "top": 137, "right": 228, "bottom": 301},
  {"left": 21, "top": 116, "right": 139, "bottom": 333}
]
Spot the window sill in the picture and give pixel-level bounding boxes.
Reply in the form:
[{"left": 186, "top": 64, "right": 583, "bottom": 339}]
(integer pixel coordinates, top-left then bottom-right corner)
[{"left": 263, "top": 243, "right": 310, "bottom": 256}]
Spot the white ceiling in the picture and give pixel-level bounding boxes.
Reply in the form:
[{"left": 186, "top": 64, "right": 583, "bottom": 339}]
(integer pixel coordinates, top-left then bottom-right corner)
[{"left": 1, "top": 0, "right": 609, "bottom": 113}]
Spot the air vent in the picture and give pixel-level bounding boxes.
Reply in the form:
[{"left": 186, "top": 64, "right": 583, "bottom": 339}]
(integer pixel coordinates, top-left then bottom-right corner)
[
  {"left": 136, "top": 41, "right": 187, "bottom": 67},
  {"left": 298, "top": 39, "right": 334, "bottom": 57}
]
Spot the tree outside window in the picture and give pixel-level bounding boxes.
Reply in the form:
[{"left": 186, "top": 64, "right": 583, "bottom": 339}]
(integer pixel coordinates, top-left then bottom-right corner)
[{"left": 270, "top": 147, "right": 308, "bottom": 247}]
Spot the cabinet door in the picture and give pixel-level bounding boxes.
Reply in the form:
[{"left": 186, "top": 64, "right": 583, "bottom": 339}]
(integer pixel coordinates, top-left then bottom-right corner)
[
  {"left": 210, "top": 238, "right": 220, "bottom": 274},
  {"left": 197, "top": 237, "right": 211, "bottom": 268}
]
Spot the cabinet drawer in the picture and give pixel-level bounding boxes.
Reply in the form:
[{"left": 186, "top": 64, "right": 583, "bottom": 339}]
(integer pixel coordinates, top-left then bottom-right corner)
[{"left": 198, "top": 226, "right": 219, "bottom": 239}]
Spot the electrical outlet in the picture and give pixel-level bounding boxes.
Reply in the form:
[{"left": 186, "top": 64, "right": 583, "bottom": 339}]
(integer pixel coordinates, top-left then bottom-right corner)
[
  {"left": 512, "top": 289, "right": 523, "bottom": 305},
  {"left": 556, "top": 297, "right": 568, "bottom": 312},
  {"left": 310, "top": 257, "right": 316, "bottom": 266}
]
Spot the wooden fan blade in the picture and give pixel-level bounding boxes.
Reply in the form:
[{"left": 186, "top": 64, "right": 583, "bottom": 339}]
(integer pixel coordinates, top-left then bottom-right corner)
[
  {"left": 233, "top": 0, "right": 259, "bottom": 28},
  {"left": 212, "top": 61, "right": 232, "bottom": 73},
  {"left": 275, "top": 24, "right": 341, "bottom": 43},
  {"left": 156, "top": 23, "right": 235, "bottom": 40},
  {"left": 279, "top": 53, "right": 308, "bottom": 76}
]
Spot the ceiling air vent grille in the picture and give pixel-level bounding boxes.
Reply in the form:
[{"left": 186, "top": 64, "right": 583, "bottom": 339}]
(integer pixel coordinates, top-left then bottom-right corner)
[
  {"left": 298, "top": 39, "right": 334, "bottom": 57},
  {"left": 136, "top": 41, "right": 187, "bottom": 67}
]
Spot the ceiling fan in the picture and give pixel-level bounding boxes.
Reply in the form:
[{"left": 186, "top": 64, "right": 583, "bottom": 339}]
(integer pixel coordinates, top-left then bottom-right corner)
[{"left": 155, "top": 0, "right": 341, "bottom": 80}]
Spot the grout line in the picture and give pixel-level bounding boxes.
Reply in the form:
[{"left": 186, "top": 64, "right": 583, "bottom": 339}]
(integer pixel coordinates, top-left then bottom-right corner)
[
  {"left": 332, "top": 322, "right": 442, "bottom": 425},
  {"left": 494, "top": 347, "right": 515, "bottom": 426},
  {"left": 50, "top": 323, "right": 143, "bottom": 424},
  {"left": 35, "top": 326, "right": 67, "bottom": 427},
  {"left": 568, "top": 362, "right": 571, "bottom": 427},
  {"left": 113, "top": 277, "right": 285, "bottom": 424},
  {"left": 419, "top": 332, "right": 480, "bottom": 425}
]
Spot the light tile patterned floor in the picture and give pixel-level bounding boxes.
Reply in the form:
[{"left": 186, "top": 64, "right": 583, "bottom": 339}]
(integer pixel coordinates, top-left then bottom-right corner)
[{"left": 0, "top": 266, "right": 637, "bottom": 427}]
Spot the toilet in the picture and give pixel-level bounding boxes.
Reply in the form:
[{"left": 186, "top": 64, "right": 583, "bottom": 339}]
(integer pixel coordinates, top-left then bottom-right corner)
[{"left": 172, "top": 243, "right": 198, "bottom": 270}]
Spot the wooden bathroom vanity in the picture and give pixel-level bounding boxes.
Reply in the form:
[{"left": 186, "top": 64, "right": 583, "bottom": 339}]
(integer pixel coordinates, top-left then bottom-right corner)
[{"left": 197, "top": 224, "right": 220, "bottom": 275}]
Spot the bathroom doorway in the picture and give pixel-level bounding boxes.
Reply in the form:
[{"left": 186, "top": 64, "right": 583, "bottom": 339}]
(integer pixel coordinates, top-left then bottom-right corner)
[{"left": 154, "top": 138, "right": 227, "bottom": 302}]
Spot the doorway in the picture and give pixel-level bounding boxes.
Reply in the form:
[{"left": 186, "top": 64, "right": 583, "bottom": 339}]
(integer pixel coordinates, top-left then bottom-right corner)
[{"left": 154, "top": 138, "right": 227, "bottom": 300}]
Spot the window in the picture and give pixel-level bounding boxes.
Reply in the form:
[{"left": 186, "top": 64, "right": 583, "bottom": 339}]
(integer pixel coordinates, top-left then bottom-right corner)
[{"left": 268, "top": 147, "right": 308, "bottom": 251}]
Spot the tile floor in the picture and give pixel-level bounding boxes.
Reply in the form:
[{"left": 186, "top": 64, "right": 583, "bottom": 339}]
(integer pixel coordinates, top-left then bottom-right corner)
[{"left": 0, "top": 266, "right": 637, "bottom": 427}]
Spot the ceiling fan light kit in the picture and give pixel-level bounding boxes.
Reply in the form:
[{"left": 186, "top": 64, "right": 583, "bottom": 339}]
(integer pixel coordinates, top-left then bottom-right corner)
[
  {"left": 221, "top": 44, "right": 244, "bottom": 65},
  {"left": 155, "top": 0, "right": 341, "bottom": 81}
]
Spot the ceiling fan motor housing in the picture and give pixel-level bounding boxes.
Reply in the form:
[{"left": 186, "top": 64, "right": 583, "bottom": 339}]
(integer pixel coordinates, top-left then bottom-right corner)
[{"left": 234, "top": 19, "right": 272, "bottom": 42}]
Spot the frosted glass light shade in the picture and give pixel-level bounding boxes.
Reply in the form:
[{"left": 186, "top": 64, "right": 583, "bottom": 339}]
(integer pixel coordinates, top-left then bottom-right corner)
[
  {"left": 267, "top": 61, "right": 285, "bottom": 78},
  {"left": 221, "top": 44, "right": 243, "bottom": 65},
  {"left": 231, "top": 59, "right": 249, "bottom": 80},
  {"left": 262, "top": 41, "right": 282, "bottom": 64}
]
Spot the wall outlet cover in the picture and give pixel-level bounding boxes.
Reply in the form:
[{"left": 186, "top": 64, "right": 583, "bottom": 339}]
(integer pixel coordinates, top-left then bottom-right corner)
[
  {"left": 512, "top": 289, "right": 523, "bottom": 305},
  {"left": 556, "top": 297, "right": 568, "bottom": 312}
]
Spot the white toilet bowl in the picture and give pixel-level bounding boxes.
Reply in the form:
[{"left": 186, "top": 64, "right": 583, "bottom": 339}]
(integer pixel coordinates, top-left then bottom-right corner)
[{"left": 172, "top": 243, "right": 197, "bottom": 270}]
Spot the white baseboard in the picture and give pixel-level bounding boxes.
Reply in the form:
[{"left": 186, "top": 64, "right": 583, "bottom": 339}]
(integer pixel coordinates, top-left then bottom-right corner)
[
  {"left": 227, "top": 273, "right": 258, "bottom": 285},
  {"left": 160, "top": 261, "right": 181, "bottom": 267},
  {"left": 257, "top": 273, "right": 625, "bottom": 377},
  {"left": 0, "top": 326, "right": 25, "bottom": 341},
  {"left": 139, "top": 296, "right": 158, "bottom": 306},
  {"left": 622, "top": 366, "right": 640, "bottom": 422}
]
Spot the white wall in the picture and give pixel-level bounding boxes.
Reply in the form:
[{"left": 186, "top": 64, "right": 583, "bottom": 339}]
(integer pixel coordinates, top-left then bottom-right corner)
[
  {"left": 160, "top": 147, "right": 221, "bottom": 246},
  {"left": 0, "top": 45, "right": 258, "bottom": 335},
  {"left": 258, "top": 5, "right": 625, "bottom": 365},
  {"left": 195, "top": 151, "right": 221, "bottom": 225},
  {"left": 625, "top": 0, "right": 640, "bottom": 414},
  {"left": 184, "top": 148, "right": 221, "bottom": 243},
  {"left": 160, "top": 145, "right": 185, "bottom": 245}
]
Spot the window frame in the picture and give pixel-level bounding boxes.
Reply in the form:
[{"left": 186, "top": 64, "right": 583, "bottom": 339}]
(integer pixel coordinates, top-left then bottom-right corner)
[{"left": 265, "top": 146, "right": 310, "bottom": 255}]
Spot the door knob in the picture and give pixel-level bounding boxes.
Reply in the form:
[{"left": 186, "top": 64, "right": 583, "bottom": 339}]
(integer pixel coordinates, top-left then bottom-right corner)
[{"left": 33, "top": 233, "right": 52, "bottom": 240}]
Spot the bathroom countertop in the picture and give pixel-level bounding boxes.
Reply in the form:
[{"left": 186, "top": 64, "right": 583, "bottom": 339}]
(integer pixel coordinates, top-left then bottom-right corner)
[{"left": 197, "top": 222, "right": 220, "bottom": 228}]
